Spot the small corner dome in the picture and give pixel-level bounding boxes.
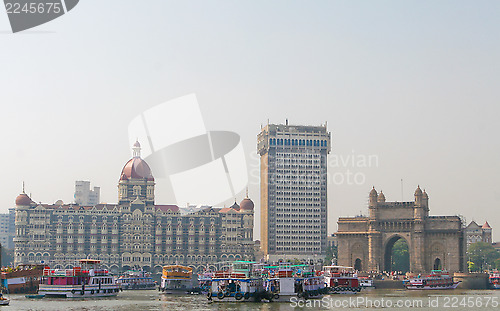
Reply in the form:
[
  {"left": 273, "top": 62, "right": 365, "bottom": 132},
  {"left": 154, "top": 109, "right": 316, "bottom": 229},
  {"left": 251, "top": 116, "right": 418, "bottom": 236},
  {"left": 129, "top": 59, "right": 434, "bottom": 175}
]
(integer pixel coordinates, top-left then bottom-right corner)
[
  {"left": 422, "top": 190, "right": 428, "bottom": 199},
  {"left": 133, "top": 140, "right": 141, "bottom": 148},
  {"left": 377, "top": 191, "right": 386, "bottom": 202},
  {"left": 230, "top": 202, "right": 240, "bottom": 210},
  {"left": 482, "top": 221, "right": 492, "bottom": 229},
  {"left": 369, "top": 187, "right": 377, "bottom": 196},
  {"left": 414, "top": 186, "right": 423, "bottom": 196},
  {"left": 240, "top": 198, "right": 254, "bottom": 211},
  {"left": 16, "top": 193, "right": 32, "bottom": 206}
]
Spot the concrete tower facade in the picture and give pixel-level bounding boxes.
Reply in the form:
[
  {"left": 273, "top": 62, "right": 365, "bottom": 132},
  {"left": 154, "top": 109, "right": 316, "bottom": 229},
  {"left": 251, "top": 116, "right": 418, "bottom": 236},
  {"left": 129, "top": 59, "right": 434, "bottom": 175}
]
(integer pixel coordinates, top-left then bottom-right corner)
[{"left": 257, "top": 122, "right": 331, "bottom": 261}]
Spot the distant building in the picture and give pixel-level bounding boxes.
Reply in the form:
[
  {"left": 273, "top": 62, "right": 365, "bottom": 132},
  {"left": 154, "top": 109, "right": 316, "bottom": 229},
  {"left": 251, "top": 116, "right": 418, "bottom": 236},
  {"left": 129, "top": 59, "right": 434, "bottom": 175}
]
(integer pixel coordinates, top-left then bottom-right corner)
[
  {"left": 14, "top": 141, "right": 254, "bottom": 272},
  {"left": 257, "top": 122, "right": 331, "bottom": 262},
  {"left": 0, "top": 208, "right": 15, "bottom": 249},
  {"left": 327, "top": 234, "right": 337, "bottom": 249},
  {"left": 74, "top": 181, "right": 100, "bottom": 206},
  {"left": 465, "top": 221, "right": 492, "bottom": 249}
]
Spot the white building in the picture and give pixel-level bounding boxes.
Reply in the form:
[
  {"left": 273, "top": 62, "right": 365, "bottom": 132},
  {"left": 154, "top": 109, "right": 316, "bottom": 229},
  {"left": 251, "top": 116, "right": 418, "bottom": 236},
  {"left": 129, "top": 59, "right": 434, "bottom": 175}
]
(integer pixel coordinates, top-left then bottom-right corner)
[
  {"left": 74, "top": 181, "right": 100, "bottom": 206},
  {"left": 258, "top": 122, "right": 331, "bottom": 261},
  {"left": 0, "top": 208, "right": 15, "bottom": 249}
]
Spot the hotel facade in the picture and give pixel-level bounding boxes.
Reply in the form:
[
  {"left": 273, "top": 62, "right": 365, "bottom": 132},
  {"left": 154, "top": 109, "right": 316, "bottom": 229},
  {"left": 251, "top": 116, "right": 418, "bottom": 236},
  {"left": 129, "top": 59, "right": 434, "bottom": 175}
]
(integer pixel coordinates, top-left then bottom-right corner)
[
  {"left": 257, "top": 122, "right": 331, "bottom": 261},
  {"left": 13, "top": 142, "right": 254, "bottom": 273}
]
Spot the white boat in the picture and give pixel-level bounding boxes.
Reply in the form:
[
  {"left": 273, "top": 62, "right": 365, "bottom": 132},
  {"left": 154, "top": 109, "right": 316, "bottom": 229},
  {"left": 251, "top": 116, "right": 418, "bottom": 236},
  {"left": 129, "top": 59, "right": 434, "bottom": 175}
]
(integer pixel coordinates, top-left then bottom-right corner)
[
  {"left": 265, "top": 264, "right": 326, "bottom": 302},
  {"left": 358, "top": 277, "right": 375, "bottom": 288},
  {"left": 117, "top": 270, "right": 156, "bottom": 290},
  {"left": 207, "top": 261, "right": 270, "bottom": 302},
  {"left": 0, "top": 295, "right": 9, "bottom": 305},
  {"left": 38, "top": 259, "right": 120, "bottom": 298},
  {"left": 405, "top": 270, "right": 460, "bottom": 290}
]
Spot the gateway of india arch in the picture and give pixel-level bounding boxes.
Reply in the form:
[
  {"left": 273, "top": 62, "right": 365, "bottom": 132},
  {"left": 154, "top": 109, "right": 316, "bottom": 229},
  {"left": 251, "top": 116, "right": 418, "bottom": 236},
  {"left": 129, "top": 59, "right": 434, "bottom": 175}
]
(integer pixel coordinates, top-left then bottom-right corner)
[{"left": 336, "top": 186, "right": 465, "bottom": 273}]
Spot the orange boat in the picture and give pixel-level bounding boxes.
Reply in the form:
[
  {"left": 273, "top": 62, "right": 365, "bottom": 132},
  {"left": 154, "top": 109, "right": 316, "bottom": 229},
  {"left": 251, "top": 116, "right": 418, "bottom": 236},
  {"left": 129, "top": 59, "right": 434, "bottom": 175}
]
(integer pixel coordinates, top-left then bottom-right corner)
[{"left": 160, "top": 265, "right": 195, "bottom": 294}]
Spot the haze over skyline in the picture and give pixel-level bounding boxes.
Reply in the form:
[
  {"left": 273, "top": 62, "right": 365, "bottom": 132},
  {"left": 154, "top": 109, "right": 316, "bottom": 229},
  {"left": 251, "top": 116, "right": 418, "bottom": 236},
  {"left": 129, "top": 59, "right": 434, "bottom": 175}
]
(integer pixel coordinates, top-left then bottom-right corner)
[{"left": 1, "top": 1, "right": 499, "bottom": 240}]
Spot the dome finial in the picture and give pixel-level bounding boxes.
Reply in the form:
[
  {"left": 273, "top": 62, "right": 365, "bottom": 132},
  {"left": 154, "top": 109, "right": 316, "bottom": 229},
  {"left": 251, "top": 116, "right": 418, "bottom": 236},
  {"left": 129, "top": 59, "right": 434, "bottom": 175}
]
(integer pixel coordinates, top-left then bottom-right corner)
[
  {"left": 245, "top": 187, "right": 249, "bottom": 198},
  {"left": 133, "top": 140, "right": 141, "bottom": 158}
]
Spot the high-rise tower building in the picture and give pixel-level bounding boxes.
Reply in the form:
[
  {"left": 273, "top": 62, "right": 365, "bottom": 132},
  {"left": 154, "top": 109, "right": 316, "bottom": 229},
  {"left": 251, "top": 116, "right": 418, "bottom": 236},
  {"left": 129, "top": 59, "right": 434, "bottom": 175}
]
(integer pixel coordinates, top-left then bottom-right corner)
[{"left": 257, "top": 122, "right": 331, "bottom": 261}]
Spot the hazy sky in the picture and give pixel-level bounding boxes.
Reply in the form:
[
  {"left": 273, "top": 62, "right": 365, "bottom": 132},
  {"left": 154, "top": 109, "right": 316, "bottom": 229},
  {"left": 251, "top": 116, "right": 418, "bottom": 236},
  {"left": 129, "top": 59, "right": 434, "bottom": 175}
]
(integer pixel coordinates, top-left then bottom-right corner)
[{"left": 1, "top": 1, "right": 499, "bottom": 240}]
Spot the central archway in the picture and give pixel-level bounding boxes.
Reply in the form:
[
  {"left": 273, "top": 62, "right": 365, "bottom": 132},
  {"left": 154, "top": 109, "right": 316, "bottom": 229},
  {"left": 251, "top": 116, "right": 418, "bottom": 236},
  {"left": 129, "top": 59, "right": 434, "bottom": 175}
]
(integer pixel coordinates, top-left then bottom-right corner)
[
  {"left": 384, "top": 236, "right": 410, "bottom": 273},
  {"left": 433, "top": 258, "right": 441, "bottom": 270},
  {"left": 354, "top": 258, "right": 362, "bottom": 271}
]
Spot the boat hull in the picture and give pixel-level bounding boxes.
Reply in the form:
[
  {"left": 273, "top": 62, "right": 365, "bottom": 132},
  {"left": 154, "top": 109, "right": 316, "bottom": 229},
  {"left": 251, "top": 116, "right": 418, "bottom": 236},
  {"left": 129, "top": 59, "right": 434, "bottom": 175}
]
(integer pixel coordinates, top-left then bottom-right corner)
[
  {"left": 406, "top": 282, "right": 460, "bottom": 290},
  {"left": 120, "top": 284, "right": 156, "bottom": 290},
  {"left": 326, "top": 286, "right": 361, "bottom": 294},
  {"left": 38, "top": 285, "right": 120, "bottom": 298},
  {"left": 490, "top": 283, "right": 500, "bottom": 289}
]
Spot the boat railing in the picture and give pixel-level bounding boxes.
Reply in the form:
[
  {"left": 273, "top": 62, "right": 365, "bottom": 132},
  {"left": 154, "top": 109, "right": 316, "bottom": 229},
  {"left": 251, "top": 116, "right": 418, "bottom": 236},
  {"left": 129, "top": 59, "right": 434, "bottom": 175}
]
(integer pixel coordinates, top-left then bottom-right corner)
[{"left": 43, "top": 268, "right": 109, "bottom": 277}]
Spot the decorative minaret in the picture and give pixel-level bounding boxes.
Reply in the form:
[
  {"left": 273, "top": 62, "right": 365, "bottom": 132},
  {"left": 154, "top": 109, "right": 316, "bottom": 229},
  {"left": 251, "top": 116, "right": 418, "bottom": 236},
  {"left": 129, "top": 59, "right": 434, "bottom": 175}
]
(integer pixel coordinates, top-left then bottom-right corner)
[
  {"left": 413, "top": 185, "right": 425, "bottom": 272},
  {"left": 368, "top": 187, "right": 381, "bottom": 271},
  {"left": 414, "top": 185, "right": 426, "bottom": 220},
  {"left": 368, "top": 187, "right": 378, "bottom": 218}
]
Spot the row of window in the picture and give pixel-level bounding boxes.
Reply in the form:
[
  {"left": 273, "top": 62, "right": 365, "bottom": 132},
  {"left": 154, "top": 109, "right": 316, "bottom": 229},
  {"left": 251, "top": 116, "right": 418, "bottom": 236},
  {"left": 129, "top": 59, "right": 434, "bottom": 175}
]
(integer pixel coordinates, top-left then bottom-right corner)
[{"left": 270, "top": 138, "right": 328, "bottom": 147}]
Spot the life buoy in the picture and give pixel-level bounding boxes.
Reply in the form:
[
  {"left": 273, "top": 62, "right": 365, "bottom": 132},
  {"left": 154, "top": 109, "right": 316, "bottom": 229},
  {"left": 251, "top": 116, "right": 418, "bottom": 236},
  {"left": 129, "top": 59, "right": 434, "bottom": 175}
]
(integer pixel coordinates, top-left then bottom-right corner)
[
  {"left": 91, "top": 290, "right": 94, "bottom": 294},
  {"left": 235, "top": 292, "right": 243, "bottom": 300},
  {"left": 356, "top": 287, "right": 361, "bottom": 292},
  {"left": 217, "top": 291, "right": 224, "bottom": 299},
  {"left": 80, "top": 290, "right": 84, "bottom": 295},
  {"left": 206, "top": 292, "right": 212, "bottom": 299},
  {"left": 244, "top": 292, "right": 250, "bottom": 300},
  {"left": 273, "top": 293, "right": 280, "bottom": 300},
  {"left": 71, "top": 290, "right": 76, "bottom": 294}
]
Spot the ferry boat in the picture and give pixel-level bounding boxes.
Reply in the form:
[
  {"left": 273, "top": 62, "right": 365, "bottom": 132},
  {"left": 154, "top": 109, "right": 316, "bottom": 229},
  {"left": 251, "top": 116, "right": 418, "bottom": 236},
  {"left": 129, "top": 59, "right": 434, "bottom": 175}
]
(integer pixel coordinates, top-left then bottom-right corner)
[
  {"left": 264, "top": 264, "right": 327, "bottom": 302},
  {"left": 404, "top": 270, "right": 460, "bottom": 290},
  {"left": 160, "top": 265, "right": 196, "bottom": 294},
  {"left": 323, "top": 266, "right": 361, "bottom": 294},
  {"left": 198, "top": 270, "right": 214, "bottom": 294},
  {"left": 38, "top": 259, "right": 120, "bottom": 298},
  {"left": 489, "top": 272, "right": 500, "bottom": 289},
  {"left": 117, "top": 270, "right": 156, "bottom": 290},
  {"left": 0, "top": 264, "right": 45, "bottom": 294},
  {"left": 207, "top": 261, "right": 271, "bottom": 302}
]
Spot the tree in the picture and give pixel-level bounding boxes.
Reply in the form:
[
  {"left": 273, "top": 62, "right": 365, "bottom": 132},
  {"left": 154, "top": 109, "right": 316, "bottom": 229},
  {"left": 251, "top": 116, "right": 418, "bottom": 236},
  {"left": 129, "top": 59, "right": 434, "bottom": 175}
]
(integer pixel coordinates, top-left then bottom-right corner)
[
  {"left": 494, "top": 258, "right": 500, "bottom": 270},
  {"left": 468, "top": 242, "right": 500, "bottom": 271},
  {"left": 391, "top": 239, "right": 410, "bottom": 273}
]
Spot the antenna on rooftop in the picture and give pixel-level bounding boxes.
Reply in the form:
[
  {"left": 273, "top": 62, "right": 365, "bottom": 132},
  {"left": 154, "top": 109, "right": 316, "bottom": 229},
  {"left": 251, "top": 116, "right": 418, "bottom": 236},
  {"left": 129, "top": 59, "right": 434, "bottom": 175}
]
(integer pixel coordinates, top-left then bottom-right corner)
[{"left": 401, "top": 178, "right": 404, "bottom": 201}]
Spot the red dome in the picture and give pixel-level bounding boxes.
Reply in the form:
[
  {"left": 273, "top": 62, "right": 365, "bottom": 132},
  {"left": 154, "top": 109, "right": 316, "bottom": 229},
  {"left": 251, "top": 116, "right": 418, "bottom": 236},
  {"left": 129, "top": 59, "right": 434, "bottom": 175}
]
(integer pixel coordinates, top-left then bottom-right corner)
[
  {"left": 120, "top": 157, "right": 154, "bottom": 181},
  {"left": 16, "top": 193, "right": 32, "bottom": 206},
  {"left": 240, "top": 198, "right": 254, "bottom": 211}
]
